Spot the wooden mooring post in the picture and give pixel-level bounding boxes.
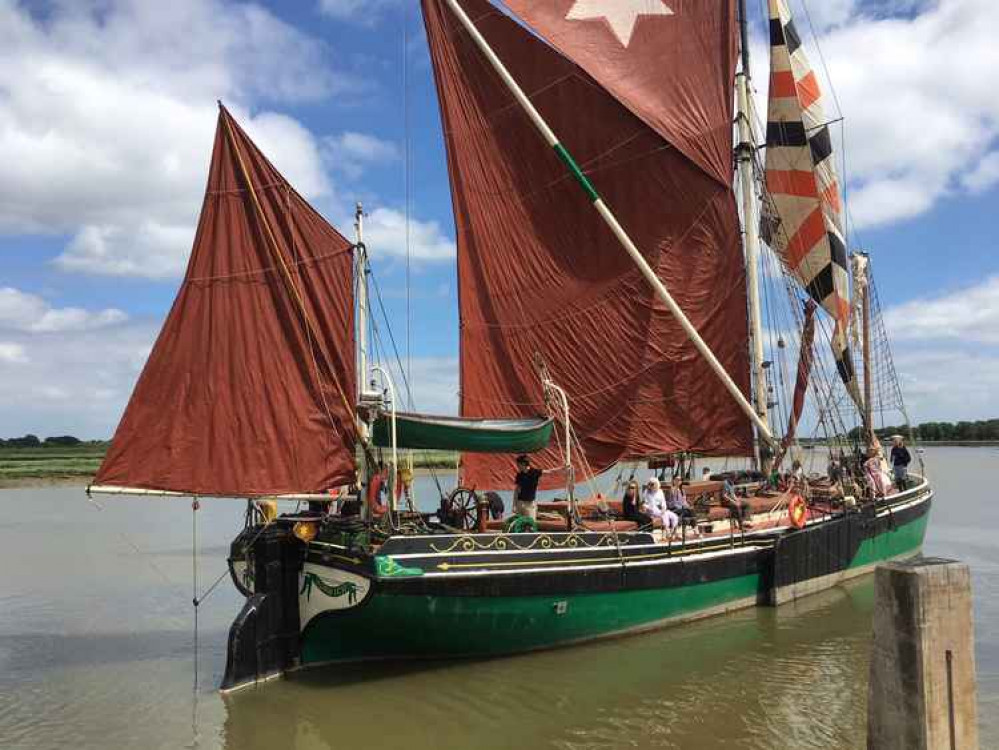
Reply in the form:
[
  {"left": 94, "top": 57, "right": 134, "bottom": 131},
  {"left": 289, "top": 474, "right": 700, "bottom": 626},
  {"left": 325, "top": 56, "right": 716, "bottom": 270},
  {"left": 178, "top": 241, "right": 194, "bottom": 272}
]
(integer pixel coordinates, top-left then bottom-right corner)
[{"left": 867, "top": 558, "right": 979, "bottom": 750}]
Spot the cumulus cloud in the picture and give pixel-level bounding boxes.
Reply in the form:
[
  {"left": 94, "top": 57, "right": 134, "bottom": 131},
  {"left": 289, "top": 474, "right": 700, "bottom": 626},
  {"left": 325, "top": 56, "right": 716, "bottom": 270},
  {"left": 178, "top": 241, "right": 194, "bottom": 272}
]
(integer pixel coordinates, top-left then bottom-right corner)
[
  {"left": 317, "top": 0, "right": 404, "bottom": 25},
  {"left": 375, "top": 355, "right": 459, "bottom": 415},
  {"left": 0, "top": 287, "right": 127, "bottom": 333},
  {"left": 880, "top": 276, "right": 999, "bottom": 421},
  {"left": 0, "top": 0, "right": 350, "bottom": 277},
  {"left": 362, "top": 207, "right": 456, "bottom": 261},
  {"left": 0, "top": 321, "right": 158, "bottom": 438},
  {"left": 884, "top": 275, "right": 999, "bottom": 345},
  {"left": 324, "top": 131, "right": 400, "bottom": 179},
  {"left": 0, "top": 342, "right": 28, "bottom": 364},
  {"left": 961, "top": 151, "right": 999, "bottom": 195},
  {"left": 754, "top": 0, "right": 999, "bottom": 231},
  {"left": 892, "top": 349, "right": 999, "bottom": 422}
]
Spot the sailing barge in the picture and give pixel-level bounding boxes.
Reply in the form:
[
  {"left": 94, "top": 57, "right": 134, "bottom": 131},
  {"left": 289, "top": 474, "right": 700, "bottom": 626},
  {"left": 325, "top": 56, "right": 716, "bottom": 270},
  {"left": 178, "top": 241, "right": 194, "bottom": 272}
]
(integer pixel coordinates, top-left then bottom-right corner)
[{"left": 88, "top": 0, "right": 933, "bottom": 693}]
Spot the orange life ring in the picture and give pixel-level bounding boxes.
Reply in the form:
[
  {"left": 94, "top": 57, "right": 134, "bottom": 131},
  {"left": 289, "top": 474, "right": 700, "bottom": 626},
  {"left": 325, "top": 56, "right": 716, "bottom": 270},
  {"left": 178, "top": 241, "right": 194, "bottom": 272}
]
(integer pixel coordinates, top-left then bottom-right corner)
[{"left": 788, "top": 494, "right": 808, "bottom": 529}]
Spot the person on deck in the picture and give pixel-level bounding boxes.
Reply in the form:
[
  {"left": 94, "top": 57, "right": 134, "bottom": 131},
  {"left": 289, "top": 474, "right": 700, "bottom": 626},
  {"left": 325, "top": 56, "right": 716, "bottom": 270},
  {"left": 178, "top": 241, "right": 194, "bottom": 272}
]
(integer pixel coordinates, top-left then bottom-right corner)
[
  {"left": 622, "top": 481, "right": 653, "bottom": 530},
  {"left": 512, "top": 454, "right": 549, "bottom": 520},
  {"left": 890, "top": 436, "right": 912, "bottom": 491},
  {"left": 641, "top": 478, "right": 679, "bottom": 535},
  {"left": 722, "top": 478, "right": 752, "bottom": 530},
  {"left": 864, "top": 447, "right": 890, "bottom": 498},
  {"left": 665, "top": 476, "right": 697, "bottom": 537}
]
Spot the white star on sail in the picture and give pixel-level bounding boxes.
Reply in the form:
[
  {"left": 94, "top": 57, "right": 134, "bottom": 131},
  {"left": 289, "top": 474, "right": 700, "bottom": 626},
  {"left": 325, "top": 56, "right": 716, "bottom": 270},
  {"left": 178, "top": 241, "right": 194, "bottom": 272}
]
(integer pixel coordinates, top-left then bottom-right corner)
[{"left": 565, "top": 0, "right": 674, "bottom": 47}]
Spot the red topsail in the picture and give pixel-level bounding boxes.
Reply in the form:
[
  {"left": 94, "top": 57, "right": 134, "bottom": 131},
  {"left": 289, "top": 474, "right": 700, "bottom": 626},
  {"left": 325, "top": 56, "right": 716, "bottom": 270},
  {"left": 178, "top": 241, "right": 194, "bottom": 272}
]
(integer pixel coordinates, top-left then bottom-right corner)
[
  {"left": 422, "top": 0, "right": 752, "bottom": 489},
  {"left": 94, "top": 107, "right": 356, "bottom": 497}
]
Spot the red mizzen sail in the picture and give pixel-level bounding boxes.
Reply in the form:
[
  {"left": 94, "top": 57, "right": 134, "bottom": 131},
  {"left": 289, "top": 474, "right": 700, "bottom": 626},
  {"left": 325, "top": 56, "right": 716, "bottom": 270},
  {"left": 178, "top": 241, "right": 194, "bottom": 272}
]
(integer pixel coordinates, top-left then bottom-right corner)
[
  {"left": 776, "top": 299, "right": 817, "bottom": 469},
  {"left": 422, "top": 0, "right": 752, "bottom": 490},
  {"left": 94, "top": 106, "right": 356, "bottom": 497}
]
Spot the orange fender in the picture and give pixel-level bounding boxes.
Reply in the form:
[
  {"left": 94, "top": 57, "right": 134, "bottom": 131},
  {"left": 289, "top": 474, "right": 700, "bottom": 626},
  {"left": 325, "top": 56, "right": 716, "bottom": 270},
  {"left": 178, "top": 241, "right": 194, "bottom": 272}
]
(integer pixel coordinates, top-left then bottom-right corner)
[{"left": 788, "top": 494, "right": 808, "bottom": 529}]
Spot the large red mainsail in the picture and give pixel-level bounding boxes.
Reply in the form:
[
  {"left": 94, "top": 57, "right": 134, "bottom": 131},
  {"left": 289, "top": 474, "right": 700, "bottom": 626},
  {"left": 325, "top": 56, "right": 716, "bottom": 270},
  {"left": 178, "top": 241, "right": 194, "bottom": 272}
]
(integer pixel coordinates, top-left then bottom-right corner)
[
  {"left": 94, "top": 106, "right": 356, "bottom": 496},
  {"left": 422, "top": 0, "right": 752, "bottom": 489}
]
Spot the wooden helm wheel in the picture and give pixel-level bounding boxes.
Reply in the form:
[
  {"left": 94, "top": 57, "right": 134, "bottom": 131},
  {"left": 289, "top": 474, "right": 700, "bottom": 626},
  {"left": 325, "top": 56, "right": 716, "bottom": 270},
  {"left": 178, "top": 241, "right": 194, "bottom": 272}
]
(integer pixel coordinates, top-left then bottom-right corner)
[{"left": 445, "top": 487, "right": 480, "bottom": 530}]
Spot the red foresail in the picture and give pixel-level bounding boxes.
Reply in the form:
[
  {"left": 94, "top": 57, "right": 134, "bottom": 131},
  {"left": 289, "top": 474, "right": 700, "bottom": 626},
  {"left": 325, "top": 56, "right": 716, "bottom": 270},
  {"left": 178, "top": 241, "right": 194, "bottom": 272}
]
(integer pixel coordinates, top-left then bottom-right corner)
[
  {"left": 776, "top": 299, "right": 817, "bottom": 469},
  {"left": 422, "top": 0, "right": 752, "bottom": 490},
  {"left": 94, "top": 106, "right": 356, "bottom": 497}
]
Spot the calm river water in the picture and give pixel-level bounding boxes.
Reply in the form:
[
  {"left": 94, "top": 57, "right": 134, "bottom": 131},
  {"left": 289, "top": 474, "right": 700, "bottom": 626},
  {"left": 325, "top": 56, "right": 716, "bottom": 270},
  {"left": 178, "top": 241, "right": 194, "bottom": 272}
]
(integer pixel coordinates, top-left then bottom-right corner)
[{"left": 1, "top": 446, "right": 996, "bottom": 749}]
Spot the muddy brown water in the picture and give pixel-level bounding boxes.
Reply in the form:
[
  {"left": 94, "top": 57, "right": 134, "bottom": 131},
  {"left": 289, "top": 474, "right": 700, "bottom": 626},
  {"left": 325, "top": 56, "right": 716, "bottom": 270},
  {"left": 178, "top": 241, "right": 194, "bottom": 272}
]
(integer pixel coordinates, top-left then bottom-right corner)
[{"left": 1, "top": 446, "right": 996, "bottom": 749}]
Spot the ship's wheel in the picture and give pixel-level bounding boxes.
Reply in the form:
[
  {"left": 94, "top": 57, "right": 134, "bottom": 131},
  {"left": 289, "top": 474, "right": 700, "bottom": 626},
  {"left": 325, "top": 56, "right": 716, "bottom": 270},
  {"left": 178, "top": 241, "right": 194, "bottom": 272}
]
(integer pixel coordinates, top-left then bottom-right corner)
[{"left": 444, "top": 487, "right": 480, "bottom": 530}]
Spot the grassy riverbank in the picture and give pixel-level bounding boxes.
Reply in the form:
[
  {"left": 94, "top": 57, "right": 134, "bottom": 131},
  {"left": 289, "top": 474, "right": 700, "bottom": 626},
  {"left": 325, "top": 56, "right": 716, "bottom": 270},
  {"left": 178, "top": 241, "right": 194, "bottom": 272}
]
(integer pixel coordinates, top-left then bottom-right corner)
[
  {"left": 0, "top": 443, "right": 460, "bottom": 488},
  {"left": 0, "top": 444, "right": 107, "bottom": 487}
]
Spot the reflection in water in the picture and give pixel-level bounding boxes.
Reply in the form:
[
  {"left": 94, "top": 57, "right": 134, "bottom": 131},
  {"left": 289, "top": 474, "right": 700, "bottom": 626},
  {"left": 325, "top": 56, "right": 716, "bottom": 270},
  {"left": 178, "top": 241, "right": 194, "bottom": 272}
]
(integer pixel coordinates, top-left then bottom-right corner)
[
  {"left": 222, "top": 583, "right": 874, "bottom": 750},
  {"left": 1, "top": 447, "right": 996, "bottom": 749}
]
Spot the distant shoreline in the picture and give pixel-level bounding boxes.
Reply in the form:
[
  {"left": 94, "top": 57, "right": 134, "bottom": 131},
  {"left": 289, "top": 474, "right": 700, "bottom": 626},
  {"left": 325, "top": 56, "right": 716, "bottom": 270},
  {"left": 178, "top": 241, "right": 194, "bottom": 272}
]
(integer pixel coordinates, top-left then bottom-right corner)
[
  {"left": 0, "top": 466, "right": 451, "bottom": 491},
  {"left": 3, "top": 443, "right": 995, "bottom": 491}
]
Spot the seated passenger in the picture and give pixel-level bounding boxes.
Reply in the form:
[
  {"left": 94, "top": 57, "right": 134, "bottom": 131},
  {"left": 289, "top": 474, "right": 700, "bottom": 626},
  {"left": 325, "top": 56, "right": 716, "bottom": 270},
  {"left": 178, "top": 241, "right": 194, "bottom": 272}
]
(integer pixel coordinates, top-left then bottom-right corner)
[
  {"left": 641, "top": 478, "right": 679, "bottom": 536},
  {"left": 665, "top": 476, "right": 698, "bottom": 537},
  {"left": 621, "top": 481, "right": 652, "bottom": 530}
]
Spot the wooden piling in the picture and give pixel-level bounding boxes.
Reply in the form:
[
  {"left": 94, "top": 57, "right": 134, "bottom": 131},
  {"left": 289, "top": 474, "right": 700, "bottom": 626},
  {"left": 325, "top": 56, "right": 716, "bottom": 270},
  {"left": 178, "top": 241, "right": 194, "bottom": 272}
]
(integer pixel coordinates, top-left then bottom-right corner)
[{"left": 867, "top": 558, "right": 979, "bottom": 750}]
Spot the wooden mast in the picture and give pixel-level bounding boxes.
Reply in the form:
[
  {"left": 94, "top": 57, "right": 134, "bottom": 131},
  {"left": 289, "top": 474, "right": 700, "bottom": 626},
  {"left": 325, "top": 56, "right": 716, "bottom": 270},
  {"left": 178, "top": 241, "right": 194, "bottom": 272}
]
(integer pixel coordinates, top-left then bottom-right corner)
[
  {"left": 439, "top": 0, "right": 777, "bottom": 450},
  {"left": 861, "top": 253, "right": 875, "bottom": 443},
  {"left": 736, "top": 0, "right": 771, "bottom": 470}
]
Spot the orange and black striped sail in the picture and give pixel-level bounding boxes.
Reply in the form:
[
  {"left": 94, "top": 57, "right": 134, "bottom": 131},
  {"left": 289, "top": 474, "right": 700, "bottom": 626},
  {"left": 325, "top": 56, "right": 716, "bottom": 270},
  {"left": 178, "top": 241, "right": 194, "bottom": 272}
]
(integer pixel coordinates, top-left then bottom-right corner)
[{"left": 762, "top": 0, "right": 863, "bottom": 413}]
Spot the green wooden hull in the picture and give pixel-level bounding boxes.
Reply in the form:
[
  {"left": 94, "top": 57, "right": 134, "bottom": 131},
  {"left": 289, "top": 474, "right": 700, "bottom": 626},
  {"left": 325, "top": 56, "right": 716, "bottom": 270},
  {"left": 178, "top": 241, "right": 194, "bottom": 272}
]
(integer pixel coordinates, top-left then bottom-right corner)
[
  {"left": 301, "top": 573, "right": 760, "bottom": 665},
  {"left": 299, "top": 495, "right": 931, "bottom": 667}
]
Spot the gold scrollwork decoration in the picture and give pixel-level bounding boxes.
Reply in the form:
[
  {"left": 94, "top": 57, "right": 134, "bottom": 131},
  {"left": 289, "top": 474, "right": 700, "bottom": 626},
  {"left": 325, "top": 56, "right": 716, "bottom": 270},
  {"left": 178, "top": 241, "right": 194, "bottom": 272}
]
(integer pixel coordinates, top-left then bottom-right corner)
[{"left": 428, "top": 531, "right": 620, "bottom": 554}]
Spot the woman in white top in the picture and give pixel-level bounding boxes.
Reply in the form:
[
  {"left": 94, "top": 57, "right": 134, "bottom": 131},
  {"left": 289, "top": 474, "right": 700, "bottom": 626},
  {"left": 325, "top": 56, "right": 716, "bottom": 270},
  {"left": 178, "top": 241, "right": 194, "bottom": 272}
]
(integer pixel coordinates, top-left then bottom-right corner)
[{"left": 641, "top": 478, "right": 679, "bottom": 535}]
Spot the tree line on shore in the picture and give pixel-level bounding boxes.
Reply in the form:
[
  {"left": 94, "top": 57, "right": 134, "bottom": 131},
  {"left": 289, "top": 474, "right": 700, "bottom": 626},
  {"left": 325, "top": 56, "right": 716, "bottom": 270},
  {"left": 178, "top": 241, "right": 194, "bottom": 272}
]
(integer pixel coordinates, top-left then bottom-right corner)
[
  {"left": 846, "top": 419, "right": 999, "bottom": 442},
  {"left": 0, "top": 435, "right": 109, "bottom": 449},
  {"left": 5, "top": 417, "right": 998, "bottom": 451}
]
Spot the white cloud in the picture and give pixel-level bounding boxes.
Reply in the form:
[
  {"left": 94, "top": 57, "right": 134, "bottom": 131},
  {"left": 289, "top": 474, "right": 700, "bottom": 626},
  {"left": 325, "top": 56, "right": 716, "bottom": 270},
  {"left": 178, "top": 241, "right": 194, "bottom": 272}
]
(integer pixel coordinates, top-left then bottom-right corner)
[
  {"left": 0, "top": 0, "right": 348, "bottom": 277},
  {"left": 754, "top": 0, "right": 999, "bottom": 231},
  {"left": 0, "top": 320, "right": 158, "bottom": 438},
  {"left": 883, "top": 275, "right": 999, "bottom": 345},
  {"left": 324, "top": 131, "right": 400, "bottom": 179},
  {"left": 961, "top": 151, "right": 999, "bottom": 195},
  {"left": 375, "top": 355, "right": 459, "bottom": 415},
  {"left": 0, "top": 287, "right": 127, "bottom": 333},
  {"left": 0, "top": 342, "right": 28, "bottom": 364},
  {"left": 362, "top": 207, "right": 456, "bottom": 261},
  {"left": 317, "top": 0, "right": 403, "bottom": 25},
  {"left": 880, "top": 276, "right": 999, "bottom": 421},
  {"left": 892, "top": 349, "right": 999, "bottom": 423}
]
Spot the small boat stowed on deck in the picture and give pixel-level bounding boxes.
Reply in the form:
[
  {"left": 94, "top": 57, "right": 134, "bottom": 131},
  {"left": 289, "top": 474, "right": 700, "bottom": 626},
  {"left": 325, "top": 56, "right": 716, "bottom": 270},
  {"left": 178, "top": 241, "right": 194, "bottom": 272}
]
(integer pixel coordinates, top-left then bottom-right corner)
[{"left": 88, "top": 0, "right": 933, "bottom": 692}]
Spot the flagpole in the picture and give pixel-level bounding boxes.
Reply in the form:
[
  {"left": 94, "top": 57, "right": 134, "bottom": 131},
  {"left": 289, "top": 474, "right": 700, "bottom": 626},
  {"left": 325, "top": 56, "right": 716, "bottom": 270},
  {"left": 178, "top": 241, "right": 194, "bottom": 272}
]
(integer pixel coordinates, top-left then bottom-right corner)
[{"left": 440, "top": 0, "right": 776, "bottom": 448}]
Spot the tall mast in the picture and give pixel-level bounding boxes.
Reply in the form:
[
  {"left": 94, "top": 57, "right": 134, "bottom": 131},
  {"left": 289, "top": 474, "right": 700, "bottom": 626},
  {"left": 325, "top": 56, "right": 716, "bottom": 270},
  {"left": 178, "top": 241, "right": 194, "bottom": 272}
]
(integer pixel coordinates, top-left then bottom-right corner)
[
  {"left": 860, "top": 253, "right": 874, "bottom": 443},
  {"left": 439, "top": 0, "right": 777, "bottom": 450},
  {"left": 736, "top": 0, "right": 770, "bottom": 471},
  {"left": 355, "top": 201, "right": 369, "bottom": 403}
]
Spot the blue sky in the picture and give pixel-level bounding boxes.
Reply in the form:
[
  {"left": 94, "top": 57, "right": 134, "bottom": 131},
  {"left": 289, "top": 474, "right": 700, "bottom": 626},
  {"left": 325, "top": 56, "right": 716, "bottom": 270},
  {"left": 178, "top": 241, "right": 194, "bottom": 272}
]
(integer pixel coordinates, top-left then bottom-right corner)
[{"left": 1, "top": 0, "right": 997, "bottom": 438}]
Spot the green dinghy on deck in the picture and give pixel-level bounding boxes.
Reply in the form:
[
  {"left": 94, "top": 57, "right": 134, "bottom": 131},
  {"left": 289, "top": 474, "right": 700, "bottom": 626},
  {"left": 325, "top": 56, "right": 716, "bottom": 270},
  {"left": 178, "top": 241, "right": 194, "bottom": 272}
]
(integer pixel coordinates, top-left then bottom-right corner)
[{"left": 371, "top": 412, "right": 553, "bottom": 453}]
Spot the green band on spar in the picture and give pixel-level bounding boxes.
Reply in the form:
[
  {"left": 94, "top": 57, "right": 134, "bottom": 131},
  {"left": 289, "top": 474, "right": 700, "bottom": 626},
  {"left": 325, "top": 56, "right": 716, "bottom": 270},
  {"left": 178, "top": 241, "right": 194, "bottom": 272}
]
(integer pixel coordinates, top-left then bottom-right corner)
[{"left": 553, "top": 143, "right": 599, "bottom": 202}]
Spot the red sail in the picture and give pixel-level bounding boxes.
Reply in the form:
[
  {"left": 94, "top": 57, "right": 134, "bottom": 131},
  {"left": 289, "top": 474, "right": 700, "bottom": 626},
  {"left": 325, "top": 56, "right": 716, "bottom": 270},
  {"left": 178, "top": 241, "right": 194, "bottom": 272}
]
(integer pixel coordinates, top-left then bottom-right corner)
[
  {"left": 423, "top": 0, "right": 752, "bottom": 490},
  {"left": 94, "top": 106, "right": 356, "bottom": 497},
  {"left": 776, "top": 299, "right": 817, "bottom": 469},
  {"left": 503, "top": 0, "right": 737, "bottom": 186}
]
